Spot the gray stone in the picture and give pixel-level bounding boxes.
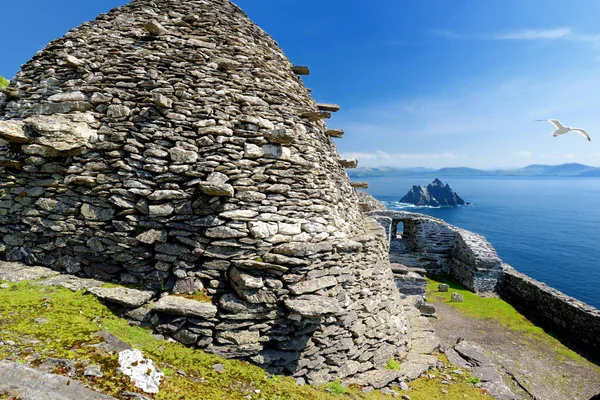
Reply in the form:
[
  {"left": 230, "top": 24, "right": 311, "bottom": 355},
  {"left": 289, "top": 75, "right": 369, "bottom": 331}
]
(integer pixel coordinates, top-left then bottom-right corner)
[
  {"left": 454, "top": 340, "right": 491, "bottom": 367},
  {"left": 107, "top": 104, "right": 131, "bottom": 118},
  {"left": 90, "top": 331, "right": 133, "bottom": 353},
  {"left": 84, "top": 365, "right": 104, "bottom": 377},
  {"left": 216, "top": 330, "right": 260, "bottom": 345},
  {"left": 144, "top": 20, "right": 167, "bottom": 35},
  {"left": 149, "top": 204, "right": 174, "bottom": 217},
  {"left": 274, "top": 241, "right": 333, "bottom": 257},
  {"left": 317, "top": 103, "right": 341, "bottom": 112},
  {"left": 439, "top": 283, "right": 449, "bottom": 292},
  {"left": 196, "top": 172, "right": 234, "bottom": 197},
  {"left": 451, "top": 292, "right": 464, "bottom": 302},
  {"left": 0, "top": 360, "right": 115, "bottom": 399},
  {"left": 81, "top": 203, "right": 115, "bottom": 221},
  {"left": 87, "top": 286, "right": 155, "bottom": 308},
  {"left": 345, "top": 369, "right": 403, "bottom": 389},
  {"left": 169, "top": 147, "right": 198, "bottom": 163},
  {"left": 48, "top": 91, "right": 87, "bottom": 102},
  {"left": 32, "top": 274, "right": 103, "bottom": 291},
  {"left": 153, "top": 93, "right": 173, "bottom": 108},
  {"left": 264, "top": 128, "right": 294, "bottom": 144},
  {"left": 0, "top": 120, "right": 27, "bottom": 143},
  {"left": 0, "top": 262, "right": 59, "bottom": 282},
  {"left": 284, "top": 295, "right": 341, "bottom": 317},
  {"left": 136, "top": 229, "right": 167, "bottom": 244},
  {"left": 230, "top": 267, "right": 264, "bottom": 290},
  {"left": 154, "top": 295, "right": 217, "bottom": 318},
  {"left": 288, "top": 276, "right": 337, "bottom": 295},
  {"left": 339, "top": 158, "right": 358, "bottom": 168}
]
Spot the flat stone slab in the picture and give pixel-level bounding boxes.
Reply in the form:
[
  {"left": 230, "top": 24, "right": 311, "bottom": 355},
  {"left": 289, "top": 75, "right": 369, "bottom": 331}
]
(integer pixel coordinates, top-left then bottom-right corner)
[
  {"left": 0, "top": 261, "right": 59, "bottom": 282},
  {"left": 32, "top": 274, "right": 104, "bottom": 291},
  {"left": 399, "top": 354, "right": 438, "bottom": 380},
  {"left": 291, "top": 65, "right": 310, "bottom": 75},
  {"left": 339, "top": 158, "right": 358, "bottom": 169},
  {"left": 284, "top": 295, "right": 341, "bottom": 318},
  {"left": 153, "top": 295, "right": 218, "bottom": 318},
  {"left": 350, "top": 181, "right": 369, "bottom": 189},
  {"left": 317, "top": 103, "right": 341, "bottom": 112},
  {"left": 0, "top": 360, "right": 115, "bottom": 399},
  {"left": 454, "top": 339, "right": 492, "bottom": 366},
  {"left": 88, "top": 286, "right": 155, "bottom": 308},
  {"left": 325, "top": 129, "right": 344, "bottom": 138},
  {"left": 345, "top": 369, "right": 403, "bottom": 389}
]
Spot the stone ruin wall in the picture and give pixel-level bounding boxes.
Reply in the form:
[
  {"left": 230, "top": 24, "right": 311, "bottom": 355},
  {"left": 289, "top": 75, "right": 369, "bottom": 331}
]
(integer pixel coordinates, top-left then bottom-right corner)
[
  {"left": 499, "top": 265, "right": 600, "bottom": 360},
  {"left": 367, "top": 210, "right": 503, "bottom": 292},
  {"left": 0, "top": 0, "right": 410, "bottom": 384},
  {"left": 369, "top": 208, "right": 600, "bottom": 360}
]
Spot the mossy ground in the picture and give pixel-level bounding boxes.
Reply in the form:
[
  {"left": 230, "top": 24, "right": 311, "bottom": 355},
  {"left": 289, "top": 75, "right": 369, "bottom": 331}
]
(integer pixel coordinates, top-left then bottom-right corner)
[
  {"left": 0, "top": 280, "right": 489, "bottom": 399},
  {"left": 426, "top": 275, "right": 600, "bottom": 371}
]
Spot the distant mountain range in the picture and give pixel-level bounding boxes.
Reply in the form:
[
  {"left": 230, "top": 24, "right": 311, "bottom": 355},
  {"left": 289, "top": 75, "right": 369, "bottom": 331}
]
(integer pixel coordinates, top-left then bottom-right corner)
[{"left": 347, "top": 163, "right": 600, "bottom": 178}]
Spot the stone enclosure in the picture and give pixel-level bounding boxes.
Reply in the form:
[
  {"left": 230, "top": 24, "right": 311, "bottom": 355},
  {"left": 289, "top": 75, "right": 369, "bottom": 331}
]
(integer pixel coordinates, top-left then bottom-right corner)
[
  {"left": 367, "top": 210, "right": 503, "bottom": 293},
  {"left": 0, "top": 0, "right": 412, "bottom": 384}
]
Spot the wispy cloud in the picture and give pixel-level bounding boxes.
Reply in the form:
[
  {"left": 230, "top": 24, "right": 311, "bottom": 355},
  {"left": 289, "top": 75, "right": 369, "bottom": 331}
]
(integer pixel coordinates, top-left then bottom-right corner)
[
  {"left": 490, "top": 28, "right": 571, "bottom": 40},
  {"left": 517, "top": 150, "right": 533, "bottom": 157},
  {"left": 341, "top": 151, "right": 457, "bottom": 164},
  {"left": 434, "top": 27, "right": 600, "bottom": 42}
]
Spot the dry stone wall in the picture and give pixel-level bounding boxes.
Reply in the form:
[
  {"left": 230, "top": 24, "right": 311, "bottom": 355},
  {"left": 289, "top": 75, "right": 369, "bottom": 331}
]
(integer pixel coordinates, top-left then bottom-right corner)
[
  {"left": 499, "top": 265, "right": 600, "bottom": 360},
  {"left": 367, "top": 210, "right": 503, "bottom": 292},
  {"left": 0, "top": 0, "right": 410, "bottom": 384}
]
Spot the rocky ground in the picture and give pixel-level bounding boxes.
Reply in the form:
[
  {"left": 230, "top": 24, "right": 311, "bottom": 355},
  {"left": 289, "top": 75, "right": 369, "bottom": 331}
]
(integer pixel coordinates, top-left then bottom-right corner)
[{"left": 429, "top": 296, "right": 600, "bottom": 400}]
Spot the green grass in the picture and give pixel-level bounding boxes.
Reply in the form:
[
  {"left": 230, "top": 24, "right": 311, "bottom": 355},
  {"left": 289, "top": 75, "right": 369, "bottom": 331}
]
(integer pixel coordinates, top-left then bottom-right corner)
[
  {"left": 0, "top": 280, "right": 491, "bottom": 400},
  {"left": 322, "top": 380, "right": 347, "bottom": 394},
  {"left": 426, "top": 275, "right": 600, "bottom": 367},
  {"left": 0, "top": 76, "right": 8, "bottom": 89},
  {"left": 385, "top": 358, "right": 402, "bottom": 371}
]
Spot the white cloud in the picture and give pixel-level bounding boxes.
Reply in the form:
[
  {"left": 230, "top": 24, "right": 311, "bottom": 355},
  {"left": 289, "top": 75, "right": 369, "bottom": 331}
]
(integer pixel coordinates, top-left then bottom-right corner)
[
  {"left": 517, "top": 150, "right": 533, "bottom": 157},
  {"left": 490, "top": 28, "right": 571, "bottom": 40},
  {"left": 341, "top": 151, "right": 457, "bottom": 162},
  {"left": 434, "top": 27, "right": 600, "bottom": 43}
]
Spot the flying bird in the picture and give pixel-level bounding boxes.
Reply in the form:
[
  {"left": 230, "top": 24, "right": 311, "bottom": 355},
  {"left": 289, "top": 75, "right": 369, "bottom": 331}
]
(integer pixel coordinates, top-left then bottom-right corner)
[{"left": 536, "top": 119, "right": 591, "bottom": 142}]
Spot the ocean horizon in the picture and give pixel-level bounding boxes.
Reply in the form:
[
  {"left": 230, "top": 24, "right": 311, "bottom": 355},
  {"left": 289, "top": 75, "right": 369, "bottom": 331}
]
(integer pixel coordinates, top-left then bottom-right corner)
[{"left": 362, "top": 175, "right": 600, "bottom": 309}]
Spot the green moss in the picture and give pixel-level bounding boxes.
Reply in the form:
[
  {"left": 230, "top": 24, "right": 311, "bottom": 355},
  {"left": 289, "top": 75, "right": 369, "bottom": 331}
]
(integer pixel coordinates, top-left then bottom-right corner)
[
  {"left": 0, "top": 280, "right": 492, "bottom": 400},
  {"left": 385, "top": 358, "right": 402, "bottom": 370},
  {"left": 322, "top": 380, "right": 347, "bottom": 394},
  {"left": 0, "top": 76, "right": 8, "bottom": 89}
]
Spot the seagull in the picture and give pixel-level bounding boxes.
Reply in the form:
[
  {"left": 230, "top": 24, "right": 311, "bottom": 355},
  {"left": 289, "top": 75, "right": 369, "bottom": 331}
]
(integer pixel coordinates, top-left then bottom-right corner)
[{"left": 536, "top": 119, "right": 591, "bottom": 142}]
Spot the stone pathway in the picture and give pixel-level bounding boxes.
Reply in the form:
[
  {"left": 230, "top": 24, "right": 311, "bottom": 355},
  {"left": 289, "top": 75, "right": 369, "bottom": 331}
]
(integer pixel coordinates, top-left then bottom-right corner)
[{"left": 431, "top": 298, "right": 600, "bottom": 400}]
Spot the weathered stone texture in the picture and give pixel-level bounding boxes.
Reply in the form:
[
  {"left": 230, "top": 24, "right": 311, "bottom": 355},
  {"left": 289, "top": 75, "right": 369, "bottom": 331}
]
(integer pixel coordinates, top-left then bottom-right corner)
[{"left": 0, "top": 0, "right": 409, "bottom": 383}]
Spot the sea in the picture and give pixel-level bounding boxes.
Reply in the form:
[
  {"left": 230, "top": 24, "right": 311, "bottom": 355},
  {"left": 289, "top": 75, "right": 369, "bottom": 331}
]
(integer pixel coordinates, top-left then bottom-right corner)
[{"left": 362, "top": 176, "right": 600, "bottom": 310}]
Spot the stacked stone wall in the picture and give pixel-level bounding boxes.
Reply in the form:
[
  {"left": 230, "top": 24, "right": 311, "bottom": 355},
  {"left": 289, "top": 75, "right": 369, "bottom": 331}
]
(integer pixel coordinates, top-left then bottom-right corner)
[
  {"left": 0, "top": 0, "right": 410, "bottom": 384},
  {"left": 368, "top": 210, "right": 502, "bottom": 292},
  {"left": 499, "top": 265, "right": 600, "bottom": 360}
]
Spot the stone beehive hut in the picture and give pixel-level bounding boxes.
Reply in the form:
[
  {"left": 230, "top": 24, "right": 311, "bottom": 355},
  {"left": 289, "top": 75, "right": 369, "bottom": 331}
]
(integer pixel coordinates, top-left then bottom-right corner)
[{"left": 0, "top": 0, "right": 409, "bottom": 383}]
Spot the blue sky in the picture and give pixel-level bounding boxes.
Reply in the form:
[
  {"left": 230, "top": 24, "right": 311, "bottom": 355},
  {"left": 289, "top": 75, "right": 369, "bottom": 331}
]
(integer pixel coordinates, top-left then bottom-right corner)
[{"left": 2, "top": 1, "right": 600, "bottom": 169}]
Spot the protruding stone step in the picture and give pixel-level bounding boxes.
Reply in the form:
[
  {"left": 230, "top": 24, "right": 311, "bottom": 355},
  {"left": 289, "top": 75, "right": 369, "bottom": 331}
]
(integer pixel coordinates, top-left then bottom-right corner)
[
  {"left": 292, "top": 65, "right": 310, "bottom": 75},
  {"left": 300, "top": 111, "right": 331, "bottom": 121},
  {"left": 350, "top": 181, "right": 369, "bottom": 189},
  {"left": 317, "top": 103, "right": 341, "bottom": 112},
  {"left": 325, "top": 129, "right": 344, "bottom": 138},
  {"left": 339, "top": 158, "right": 358, "bottom": 168}
]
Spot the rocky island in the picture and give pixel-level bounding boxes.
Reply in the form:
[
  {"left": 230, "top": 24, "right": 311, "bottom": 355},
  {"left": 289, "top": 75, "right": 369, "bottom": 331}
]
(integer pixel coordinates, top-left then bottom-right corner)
[{"left": 400, "top": 178, "right": 466, "bottom": 206}]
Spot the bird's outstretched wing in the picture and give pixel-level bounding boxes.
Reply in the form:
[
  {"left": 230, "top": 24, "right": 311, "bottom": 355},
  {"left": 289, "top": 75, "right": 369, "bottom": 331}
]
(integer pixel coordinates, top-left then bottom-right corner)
[
  {"left": 548, "top": 119, "right": 566, "bottom": 129},
  {"left": 570, "top": 128, "right": 591, "bottom": 142}
]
